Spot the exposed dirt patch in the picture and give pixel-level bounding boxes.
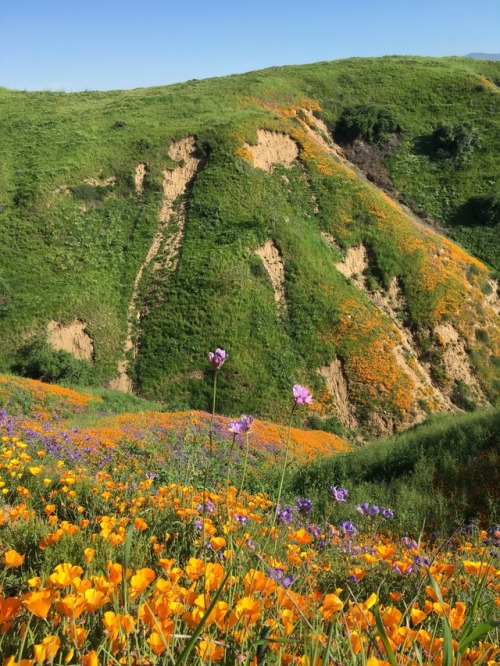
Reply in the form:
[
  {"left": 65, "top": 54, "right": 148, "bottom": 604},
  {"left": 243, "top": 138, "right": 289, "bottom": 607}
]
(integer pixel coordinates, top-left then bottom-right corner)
[
  {"left": 366, "top": 412, "right": 396, "bottom": 436},
  {"left": 154, "top": 137, "right": 202, "bottom": 272},
  {"left": 255, "top": 239, "right": 287, "bottom": 309},
  {"left": 135, "top": 163, "right": 147, "bottom": 195},
  {"left": 484, "top": 279, "right": 500, "bottom": 316},
  {"left": 298, "top": 109, "right": 343, "bottom": 159},
  {"left": 335, "top": 244, "right": 368, "bottom": 289},
  {"left": 366, "top": 278, "right": 455, "bottom": 413},
  {"left": 110, "top": 359, "right": 133, "bottom": 393},
  {"left": 54, "top": 184, "right": 70, "bottom": 195},
  {"left": 47, "top": 320, "right": 94, "bottom": 361},
  {"left": 110, "top": 137, "right": 202, "bottom": 392},
  {"left": 244, "top": 130, "right": 298, "bottom": 172},
  {"left": 434, "top": 323, "right": 484, "bottom": 397},
  {"left": 340, "top": 137, "right": 397, "bottom": 191},
  {"left": 435, "top": 323, "right": 459, "bottom": 346},
  {"left": 317, "top": 357, "right": 358, "bottom": 430},
  {"left": 84, "top": 175, "right": 116, "bottom": 186}
]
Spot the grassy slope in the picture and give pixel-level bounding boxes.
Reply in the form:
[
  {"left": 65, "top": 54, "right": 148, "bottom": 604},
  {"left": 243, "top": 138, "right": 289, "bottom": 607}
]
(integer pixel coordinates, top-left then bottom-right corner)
[
  {"left": 286, "top": 406, "right": 500, "bottom": 530},
  {"left": 0, "top": 57, "right": 498, "bottom": 426}
]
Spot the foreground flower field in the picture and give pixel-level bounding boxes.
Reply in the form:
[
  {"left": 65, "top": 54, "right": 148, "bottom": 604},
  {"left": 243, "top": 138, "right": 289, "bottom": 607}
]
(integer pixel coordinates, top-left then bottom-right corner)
[{"left": 0, "top": 375, "right": 498, "bottom": 664}]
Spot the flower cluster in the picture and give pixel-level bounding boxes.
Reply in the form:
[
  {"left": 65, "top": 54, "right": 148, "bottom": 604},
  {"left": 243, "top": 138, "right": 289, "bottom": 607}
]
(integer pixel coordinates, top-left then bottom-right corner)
[
  {"left": 292, "top": 384, "right": 313, "bottom": 405},
  {"left": 228, "top": 414, "right": 254, "bottom": 434},
  {"left": 330, "top": 485, "right": 349, "bottom": 502},
  {"left": 356, "top": 502, "right": 394, "bottom": 519}
]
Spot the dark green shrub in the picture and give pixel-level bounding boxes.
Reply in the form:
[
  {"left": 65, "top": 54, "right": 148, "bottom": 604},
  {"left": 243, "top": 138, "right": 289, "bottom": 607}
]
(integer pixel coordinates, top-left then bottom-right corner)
[
  {"left": 430, "top": 122, "right": 481, "bottom": 167},
  {"left": 71, "top": 183, "right": 109, "bottom": 203},
  {"left": 17, "top": 337, "right": 99, "bottom": 387},
  {"left": 475, "top": 328, "right": 489, "bottom": 344},
  {"left": 307, "top": 414, "right": 346, "bottom": 437},
  {"left": 451, "top": 379, "right": 477, "bottom": 412},
  {"left": 462, "top": 193, "right": 500, "bottom": 227},
  {"left": 308, "top": 414, "right": 325, "bottom": 430},
  {"left": 335, "top": 104, "right": 403, "bottom": 145}
]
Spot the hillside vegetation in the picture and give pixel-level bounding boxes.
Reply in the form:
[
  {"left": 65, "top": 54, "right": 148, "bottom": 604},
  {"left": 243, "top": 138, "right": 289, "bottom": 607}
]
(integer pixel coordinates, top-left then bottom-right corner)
[{"left": 0, "top": 56, "right": 499, "bottom": 436}]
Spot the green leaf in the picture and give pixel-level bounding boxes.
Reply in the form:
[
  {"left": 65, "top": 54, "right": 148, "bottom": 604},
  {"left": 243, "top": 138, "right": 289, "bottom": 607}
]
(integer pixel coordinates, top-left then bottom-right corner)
[
  {"left": 426, "top": 569, "right": 453, "bottom": 666},
  {"left": 459, "top": 621, "right": 500, "bottom": 654},
  {"left": 373, "top": 604, "right": 398, "bottom": 666}
]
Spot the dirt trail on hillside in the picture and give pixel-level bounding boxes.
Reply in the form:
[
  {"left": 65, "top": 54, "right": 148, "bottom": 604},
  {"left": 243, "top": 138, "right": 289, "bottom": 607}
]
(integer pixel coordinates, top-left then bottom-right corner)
[
  {"left": 255, "top": 239, "right": 287, "bottom": 311},
  {"left": 110, "top": 137, "right": 202, "bottom": 392},
  {"left": 134, "top": 163, "right": 146, "bottom": 194},
  {"left": 317, "top": 357, "right": 358, "bottom": 430}
]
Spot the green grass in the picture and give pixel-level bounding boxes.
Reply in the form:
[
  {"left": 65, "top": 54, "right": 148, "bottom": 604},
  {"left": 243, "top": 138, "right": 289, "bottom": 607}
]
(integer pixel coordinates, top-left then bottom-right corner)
[
  {"left": 284, "top": 407, "right": 500, "bottom": 532},
  {"left": 0, "top": 56, "right": 498, "bottom": 430}
]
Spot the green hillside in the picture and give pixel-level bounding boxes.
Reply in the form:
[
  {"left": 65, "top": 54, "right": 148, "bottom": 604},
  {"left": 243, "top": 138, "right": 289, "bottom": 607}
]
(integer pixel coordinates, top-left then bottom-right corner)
[{"left": 0, "top": 56, "right": 499, "bottom": 435}]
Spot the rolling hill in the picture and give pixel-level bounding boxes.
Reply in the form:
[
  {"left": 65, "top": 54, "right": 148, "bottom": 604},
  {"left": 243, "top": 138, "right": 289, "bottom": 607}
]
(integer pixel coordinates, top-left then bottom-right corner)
[{"left": 0, "top": 56, "right": 499, "bottom": 437}]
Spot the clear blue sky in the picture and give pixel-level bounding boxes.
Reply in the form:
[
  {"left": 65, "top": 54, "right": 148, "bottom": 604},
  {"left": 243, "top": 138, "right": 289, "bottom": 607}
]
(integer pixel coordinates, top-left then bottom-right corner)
[{"left": 1, "top": 0, "right": 499, "bottom": 91}]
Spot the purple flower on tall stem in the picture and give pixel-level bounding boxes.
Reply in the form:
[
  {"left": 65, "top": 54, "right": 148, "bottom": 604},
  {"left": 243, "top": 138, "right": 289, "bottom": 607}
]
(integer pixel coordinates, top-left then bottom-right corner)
[
  {"left": 330, "top": 485, "right": 348, "bottom": 502},
  {"left": 276, "top": 505, "right": 295, "bottom": 524},
  {"left": 228, "top": 415, "right": 254, "bottom": 434},
  {"left": 296, "top": 497, "right": 314, "bottom": 514},
  {"left": 208, "top": 348, "right": 227, "bottom": 369},
  {"left": 292, "top": 384, "right": 313, "bottom": 406},
  {"left": 339, "top": 520, "right": 357, "bottom": 537}
]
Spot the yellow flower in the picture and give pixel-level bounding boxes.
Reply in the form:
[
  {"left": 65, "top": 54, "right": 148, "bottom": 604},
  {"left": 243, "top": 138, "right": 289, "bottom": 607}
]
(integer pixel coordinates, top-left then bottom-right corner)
[
  {"left": 147, "top": 630, "right": 168, "bottom": 655},
  {"left": 3, "top": 550, "right": 24, "bottom": 567},
  {"left": 55, "top": 594, "right": 87, "bottom": 619},
  {"left": 185, "top": 557, "right": 204, "bottom": 580},
  {"left": 450, "top": 601, "right": 467, "bottom": 630},
  {"left": 82, "top": 651, "right": 98, "bottom": 666},
  {"left": 129, "top": 568, "right": 155, "bottom": 599},
  {"left": 33, "top": 635, "right": 61, "bottom": 663},
  {"left": 235, "top": 596, "right": 261, "bottom": 626},
  {"left": 84, "top": 547, "right": 95, "bottom": 563},
  {"left": 321, "top": 593, "right": 343, "bottom": 619},
  {"left": 22, "top": 590, "right": 55, "bottom": 619},
  {"left": 410, "top": 608, "right": 427, "bottom": 625},
  {"left": 196, "top": 639, "right": 224, "bottom": 661},
  {"left": 49, "top": 563, "right": 83, "bottom": 588},
  {"left": 289, "top": 528, "right": 314, "bottom": 545}
]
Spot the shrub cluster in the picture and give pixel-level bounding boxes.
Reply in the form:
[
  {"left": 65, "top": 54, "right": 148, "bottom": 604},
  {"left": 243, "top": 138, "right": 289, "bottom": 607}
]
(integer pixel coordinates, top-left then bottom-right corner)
[{"left": 335, "top": 104, "right": 403, "bottom": 145}]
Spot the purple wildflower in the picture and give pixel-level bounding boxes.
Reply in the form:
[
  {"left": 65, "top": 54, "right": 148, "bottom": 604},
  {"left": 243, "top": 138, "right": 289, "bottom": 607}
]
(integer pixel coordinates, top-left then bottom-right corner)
[
  {"left": 197, "top": 501, "right": 215, "bottom": 514},
  {"left": 339, "top": 520, "right": 357, "bottom": 537},
  {"left": 380, "top": 507, "right": 394, "bottom": 520},
  {"left": 228, "top": 415, "right": 254, "bottom": 434},
  {"left": 368, "top": 504, "right": 380, "bottom": 516},
  {"left": 296, "top": 497, "right": 314, "bottom": 514},
  {"left": 330, "top": 485, "right": 348, "bottom": 502},
  {"left": 267, "top": 567, "right": 295, "bottom": 588},
  {"left": 393, "top": 562, "right": 414, "bottom": 576},
  {"left": 208, "top": 348, "right": 227, "bottom": 369},
  {"left": 276, "top": 505, "right": 295, "bottom": 524},
  {"left": 307, "top": 524, "right": 321, "bottom": 537},
  {"left": 233, "top": 513, "right": 249, "bottom": 525},
  {"left": 292, "top": 384, "right": 313, "bottom": 406}
]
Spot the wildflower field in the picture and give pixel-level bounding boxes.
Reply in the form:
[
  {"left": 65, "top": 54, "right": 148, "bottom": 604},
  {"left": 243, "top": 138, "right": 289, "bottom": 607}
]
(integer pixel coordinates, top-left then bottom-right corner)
[{"left": 0, "top": 362, "right": 499, "bottom": 665}]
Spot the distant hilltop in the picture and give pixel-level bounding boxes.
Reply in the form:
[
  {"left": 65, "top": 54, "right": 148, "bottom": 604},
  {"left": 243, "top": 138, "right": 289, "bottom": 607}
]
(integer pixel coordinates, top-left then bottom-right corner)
[{"left": 465, "top": 53, "right": 500, "bottom": 60}]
